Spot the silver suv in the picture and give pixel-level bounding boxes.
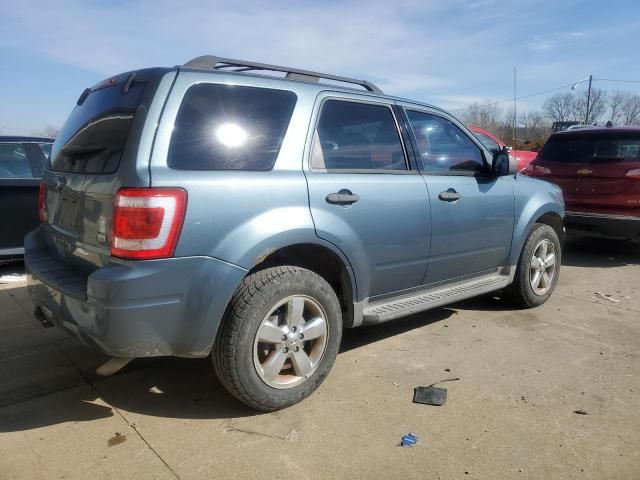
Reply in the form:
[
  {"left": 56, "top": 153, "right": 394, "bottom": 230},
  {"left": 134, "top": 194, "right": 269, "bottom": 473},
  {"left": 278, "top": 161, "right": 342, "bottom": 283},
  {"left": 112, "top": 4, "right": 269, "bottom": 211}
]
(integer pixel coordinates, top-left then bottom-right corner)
[{"left": 26, "top": 55, "right": 564, "bottom": 410}]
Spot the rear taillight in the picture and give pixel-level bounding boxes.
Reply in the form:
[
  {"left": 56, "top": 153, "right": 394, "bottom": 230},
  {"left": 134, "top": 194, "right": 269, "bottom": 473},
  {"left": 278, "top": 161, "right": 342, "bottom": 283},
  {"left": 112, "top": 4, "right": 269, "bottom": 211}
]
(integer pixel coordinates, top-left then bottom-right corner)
[
  {"left": 528, "top": 165, "right": 551, "bottom": 176},
  {"left": 38, "top": 182, "right": 46, "bottom": 223},
  {"left": 625, "top": 169, "right": 640, "bottom": 180},
  {"left": 111, "top": 188, "right": 187, "bottom": 260}
]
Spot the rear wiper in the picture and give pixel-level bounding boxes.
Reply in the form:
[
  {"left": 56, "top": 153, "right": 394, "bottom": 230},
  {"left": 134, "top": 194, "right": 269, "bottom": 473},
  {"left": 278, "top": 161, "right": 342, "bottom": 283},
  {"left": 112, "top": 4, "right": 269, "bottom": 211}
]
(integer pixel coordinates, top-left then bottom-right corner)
[{"left": 61, "top": 145, "right": 106, "bottom": 157}]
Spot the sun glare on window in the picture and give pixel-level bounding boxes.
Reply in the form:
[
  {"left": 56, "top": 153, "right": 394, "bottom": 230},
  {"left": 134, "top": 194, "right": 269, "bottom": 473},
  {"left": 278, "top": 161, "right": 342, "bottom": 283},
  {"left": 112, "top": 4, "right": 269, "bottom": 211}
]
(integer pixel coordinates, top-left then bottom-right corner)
[{"left": 215, "top": 122, "right": 249, "bottom": 148}]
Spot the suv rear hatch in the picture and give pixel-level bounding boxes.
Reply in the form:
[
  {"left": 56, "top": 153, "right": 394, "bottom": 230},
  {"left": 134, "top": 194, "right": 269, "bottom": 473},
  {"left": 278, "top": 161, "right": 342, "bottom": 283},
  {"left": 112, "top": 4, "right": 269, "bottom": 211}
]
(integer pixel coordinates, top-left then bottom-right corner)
[
  {"left": 41, "top": 68, "right": 171, "bottom": 274},
  {"left": 533, "top": 130, "right": 640, "bottom": 213}
]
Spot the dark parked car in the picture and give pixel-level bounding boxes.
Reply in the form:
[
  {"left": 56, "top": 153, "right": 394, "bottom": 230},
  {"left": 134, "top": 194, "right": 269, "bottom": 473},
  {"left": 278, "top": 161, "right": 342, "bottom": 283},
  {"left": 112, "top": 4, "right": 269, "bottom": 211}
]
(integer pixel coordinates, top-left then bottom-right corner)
[
  {"left": 527, "top": 126, "right": 640, "bottom": 241},
  {"left": 26, "top": 56, "right": 563, "bottom": 410},
  {"left": 0, "top": 136, "right": 54, "bottom": 261}
]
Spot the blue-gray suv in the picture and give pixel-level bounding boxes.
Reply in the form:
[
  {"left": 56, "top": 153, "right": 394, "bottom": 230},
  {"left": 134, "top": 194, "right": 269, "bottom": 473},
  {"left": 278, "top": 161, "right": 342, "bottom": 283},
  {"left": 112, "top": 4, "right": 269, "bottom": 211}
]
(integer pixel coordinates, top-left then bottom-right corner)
[{"left": 26, "top": 55, "right": 564, "bottom": 410}]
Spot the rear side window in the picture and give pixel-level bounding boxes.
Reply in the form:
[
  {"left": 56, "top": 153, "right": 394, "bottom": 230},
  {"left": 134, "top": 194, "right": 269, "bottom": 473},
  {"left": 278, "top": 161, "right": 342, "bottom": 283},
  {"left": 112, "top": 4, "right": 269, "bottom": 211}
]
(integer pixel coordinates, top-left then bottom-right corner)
[
  {"left": 0, "top": 143, "right": 34, "bottom": 179},
  {"left": 539, "top": 134, "right": 640, "bottom": 163},
  {"left": 311, "top": 100, "right": 406, "bottom": 171},
  {"left": 50, "top": 83, "right": 146, "bottom": 174},
  {"left": 168, "top": 84, "right": 297, "bottom": 171}
]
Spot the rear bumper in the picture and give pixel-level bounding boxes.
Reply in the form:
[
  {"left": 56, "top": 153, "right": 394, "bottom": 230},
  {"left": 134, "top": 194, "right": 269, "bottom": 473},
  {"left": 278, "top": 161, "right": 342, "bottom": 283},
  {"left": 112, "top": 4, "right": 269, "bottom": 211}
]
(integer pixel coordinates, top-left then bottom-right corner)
[
  {"left": 565, "top": 212, "right": 640, "bottom": 241},
  {"left": 25, "top": 227, "right": 247, "bottom": 358}
]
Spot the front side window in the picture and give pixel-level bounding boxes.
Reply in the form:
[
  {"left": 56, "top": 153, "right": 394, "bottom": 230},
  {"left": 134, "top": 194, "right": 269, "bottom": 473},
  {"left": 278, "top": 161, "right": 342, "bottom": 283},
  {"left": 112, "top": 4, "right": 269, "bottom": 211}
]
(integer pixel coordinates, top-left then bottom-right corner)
[
  {"left": 168, "top": 84, "right": 297, "bottom": 171},
  {"left": 407, "top": 110, "right": 485, "bottom": 173},
  {"left": 311, "top": 100, "right": 407, "bottom": 171},
  {"left": 0, "top": 143, "right": 34, "bottom": 179},
  {"left": 474, "top": 132, "right": 501, "bottom": 153}
]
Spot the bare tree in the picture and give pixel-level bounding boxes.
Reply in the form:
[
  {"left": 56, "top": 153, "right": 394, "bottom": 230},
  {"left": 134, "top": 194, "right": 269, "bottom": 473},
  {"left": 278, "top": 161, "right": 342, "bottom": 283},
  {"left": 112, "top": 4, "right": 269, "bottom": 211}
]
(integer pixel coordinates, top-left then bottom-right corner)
[
  {"left": 543, "top": 93, "right": 576, "bottom": 123},
  {"left": 574, "top": 88, "right": 607, "bottom": 124},
  {"left": 609, "top": 90, "right": 625, "bottom": 124},
  {"left": 41, "top": 125, "right": 60, "bottom": 138},
  {"left": 499, "top": 107, "right": 516, "bottom": 143},
  {"left": 620, "top": 93, "right": 640, "bottom": 125},
  {"left": 31, "top": 125, "right": 59, "bottom": 138},
  {"left": 461, "top": 102, "right": 503, "bottom": 132}
]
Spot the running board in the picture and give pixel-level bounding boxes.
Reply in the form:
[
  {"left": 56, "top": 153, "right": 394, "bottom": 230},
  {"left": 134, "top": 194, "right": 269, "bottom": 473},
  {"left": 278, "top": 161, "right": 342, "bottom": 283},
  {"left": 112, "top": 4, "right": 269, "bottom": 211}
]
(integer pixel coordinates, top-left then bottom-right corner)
[{"left": 362, "top": 274, "right": 510, "bottom": 324}]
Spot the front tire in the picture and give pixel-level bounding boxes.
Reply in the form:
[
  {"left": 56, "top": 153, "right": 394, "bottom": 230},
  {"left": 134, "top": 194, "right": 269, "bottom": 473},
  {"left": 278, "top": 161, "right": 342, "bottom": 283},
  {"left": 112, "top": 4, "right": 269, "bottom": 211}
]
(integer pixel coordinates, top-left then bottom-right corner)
[
  {"left": 506, "top": 223, "right": 561, "bottom": 308},
  {"left": 213, "top": 266, "right": 342, "bottom": 411}
]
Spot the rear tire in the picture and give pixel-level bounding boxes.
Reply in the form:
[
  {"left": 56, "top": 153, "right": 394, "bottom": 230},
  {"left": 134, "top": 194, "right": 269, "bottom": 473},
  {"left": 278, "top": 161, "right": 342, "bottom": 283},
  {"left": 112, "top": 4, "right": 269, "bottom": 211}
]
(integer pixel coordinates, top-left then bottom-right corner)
[
  {"left": 506, "top": 223, "right": 561, "bottom": 308},
  {"left": 212, "top": 266, "right": 342, "bottom": 411}
]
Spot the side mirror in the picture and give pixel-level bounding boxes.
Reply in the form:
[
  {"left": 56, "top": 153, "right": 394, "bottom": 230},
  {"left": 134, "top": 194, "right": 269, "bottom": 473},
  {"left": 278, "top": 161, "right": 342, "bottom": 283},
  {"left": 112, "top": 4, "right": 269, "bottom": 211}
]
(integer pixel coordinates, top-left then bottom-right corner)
[{"left": 492, "top": 147, "right": 518, "bottom": 176}]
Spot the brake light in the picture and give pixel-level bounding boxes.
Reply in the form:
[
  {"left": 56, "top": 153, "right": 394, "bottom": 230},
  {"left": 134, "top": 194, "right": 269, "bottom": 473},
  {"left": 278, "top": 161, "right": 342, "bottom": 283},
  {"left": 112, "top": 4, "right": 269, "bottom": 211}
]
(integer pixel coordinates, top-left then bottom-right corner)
[
  {"left": 111, "top": 188, "right": 187, "bottom": 260},
  {"left": 625, "top": 169, "right": 640, "bottom": 180},
  {"left": 529, "top": 165, "right": 551, "bottom": 176},
  {"left": 38, "top": 182, "right": 46, "bottom": 223}
]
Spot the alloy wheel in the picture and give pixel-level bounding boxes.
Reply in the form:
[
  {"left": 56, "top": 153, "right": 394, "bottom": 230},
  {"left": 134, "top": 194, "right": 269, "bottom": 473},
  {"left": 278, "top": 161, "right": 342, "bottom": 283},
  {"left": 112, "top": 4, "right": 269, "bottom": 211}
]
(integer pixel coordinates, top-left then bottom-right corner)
[
  {"left": 529, "top": 239, "right": 557, "bottom": 296},
  {"left": 253, "top": 295, "right": 329, "bottom": 389}
]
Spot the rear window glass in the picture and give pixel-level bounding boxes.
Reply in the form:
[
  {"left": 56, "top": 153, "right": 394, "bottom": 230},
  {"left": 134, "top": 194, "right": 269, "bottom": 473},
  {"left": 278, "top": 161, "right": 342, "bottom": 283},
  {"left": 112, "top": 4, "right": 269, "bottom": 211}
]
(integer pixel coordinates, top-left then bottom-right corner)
[
  {"left": 0, "top": 143, "right": 34, "bottom": 179},
  {"left": 539, "top": 134, "right": 640, "bottom": 163},
  {"left": 50, "top": 83, "right": 146, "bottom": 174},
  {"left": 168, "top": 84, "right": 297, "bottom": 171}
]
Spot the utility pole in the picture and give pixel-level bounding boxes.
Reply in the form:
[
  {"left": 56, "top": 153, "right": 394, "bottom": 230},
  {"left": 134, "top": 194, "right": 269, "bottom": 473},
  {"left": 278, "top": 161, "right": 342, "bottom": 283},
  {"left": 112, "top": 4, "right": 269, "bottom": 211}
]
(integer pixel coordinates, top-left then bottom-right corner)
[
  {"left": 585, "top": 74, "right": 593, "bottom": 125},
  {"left": 513, "top": 66, "right": 517, "bottom": 148}
]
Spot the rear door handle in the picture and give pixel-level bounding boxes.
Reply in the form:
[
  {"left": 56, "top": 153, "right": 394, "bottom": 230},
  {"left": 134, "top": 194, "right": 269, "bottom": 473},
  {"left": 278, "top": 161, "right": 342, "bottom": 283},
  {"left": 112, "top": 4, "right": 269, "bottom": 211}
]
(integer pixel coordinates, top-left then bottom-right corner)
[
  {"left": 326, "top": 189, "right": 360, "bottom": 206},
  {"left": 438, "top": 189, "right": 462, "bottom": 202}
]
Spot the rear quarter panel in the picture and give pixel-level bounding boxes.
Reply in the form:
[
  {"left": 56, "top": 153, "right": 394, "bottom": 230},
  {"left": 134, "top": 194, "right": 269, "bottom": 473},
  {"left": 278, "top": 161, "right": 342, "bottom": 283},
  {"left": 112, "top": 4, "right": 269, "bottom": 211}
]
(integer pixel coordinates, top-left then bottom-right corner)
[{"left": 149, "top": 71, "right": 325, "bottom": 267}]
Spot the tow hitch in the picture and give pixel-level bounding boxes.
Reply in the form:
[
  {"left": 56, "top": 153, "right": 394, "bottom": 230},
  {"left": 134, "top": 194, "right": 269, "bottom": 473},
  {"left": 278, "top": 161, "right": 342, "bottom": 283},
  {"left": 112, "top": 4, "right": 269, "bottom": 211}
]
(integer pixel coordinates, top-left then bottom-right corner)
[{"left": 34, "top": 306, "right": 54, "bottom": 328}]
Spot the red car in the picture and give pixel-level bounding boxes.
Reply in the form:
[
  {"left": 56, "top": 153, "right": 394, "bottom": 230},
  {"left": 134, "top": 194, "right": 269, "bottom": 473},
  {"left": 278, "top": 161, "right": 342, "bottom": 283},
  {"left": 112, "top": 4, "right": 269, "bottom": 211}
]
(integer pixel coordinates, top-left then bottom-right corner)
[
  {"left": 527, "top": 127, "right": 640, "bottom": 241},
  {"left": 470, "top": 126, "right": 538, "bottom": 171}
]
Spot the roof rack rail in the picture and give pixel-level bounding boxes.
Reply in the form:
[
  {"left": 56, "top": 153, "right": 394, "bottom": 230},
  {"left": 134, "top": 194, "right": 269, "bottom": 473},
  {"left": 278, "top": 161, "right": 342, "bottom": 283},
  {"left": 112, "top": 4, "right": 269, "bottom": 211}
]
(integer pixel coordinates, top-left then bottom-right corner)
[{"left": 182, "top": 55, "right": 383, "bottom": 94}]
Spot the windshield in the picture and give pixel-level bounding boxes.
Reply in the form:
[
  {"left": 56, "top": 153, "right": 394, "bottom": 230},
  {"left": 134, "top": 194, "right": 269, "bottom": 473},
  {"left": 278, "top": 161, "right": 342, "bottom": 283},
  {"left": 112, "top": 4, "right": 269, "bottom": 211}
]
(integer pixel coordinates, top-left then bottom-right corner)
[
  {"left": 539, "top": 133, "right": 640, "bottom": 163},
  {"left": 49, "top": 82, "right": 146, "bottom": 174}
]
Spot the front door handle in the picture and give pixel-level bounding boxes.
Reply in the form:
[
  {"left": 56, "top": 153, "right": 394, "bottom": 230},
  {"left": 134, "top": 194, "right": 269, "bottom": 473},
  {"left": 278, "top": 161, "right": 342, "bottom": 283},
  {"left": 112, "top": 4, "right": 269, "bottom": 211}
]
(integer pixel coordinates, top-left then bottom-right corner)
[
  {"left": 326, "top": 189, "right": 360, "bottom": 206},
  {"left": 438, "top": 189, "right": 462, "bottom": 202}
]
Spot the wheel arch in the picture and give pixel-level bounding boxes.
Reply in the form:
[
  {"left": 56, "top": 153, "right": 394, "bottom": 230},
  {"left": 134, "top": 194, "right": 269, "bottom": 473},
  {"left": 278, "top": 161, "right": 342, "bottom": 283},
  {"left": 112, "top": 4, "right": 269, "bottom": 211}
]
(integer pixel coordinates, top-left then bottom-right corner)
[
  {"left": 509, "top": 202, "right": 564, "bottom": 267},
  {"left": 248, "top": 242, "right": 358, "bottom": 328},
  {"left": 536, "top": 211, "right": 564, "bottom": 245}
]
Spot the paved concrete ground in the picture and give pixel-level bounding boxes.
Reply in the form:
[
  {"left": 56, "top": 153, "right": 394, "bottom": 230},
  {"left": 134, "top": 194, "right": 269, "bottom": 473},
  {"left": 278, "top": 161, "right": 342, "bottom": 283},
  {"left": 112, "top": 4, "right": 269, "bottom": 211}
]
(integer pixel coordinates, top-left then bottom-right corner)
[{"left": 1, "top": 236, "right": 639, "bottom": 479}]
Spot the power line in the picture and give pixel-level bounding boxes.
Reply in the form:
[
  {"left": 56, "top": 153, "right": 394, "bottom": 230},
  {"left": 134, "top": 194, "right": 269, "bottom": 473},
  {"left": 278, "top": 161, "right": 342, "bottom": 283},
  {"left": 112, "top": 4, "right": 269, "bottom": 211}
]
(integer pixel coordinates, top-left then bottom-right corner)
[
  {"left": 449, "top": 82, "right": 575, "bottom": 112},
  {"left": 450, "top": 77, "right": 640, "bottom": 113},
  {"left": 595, "top": 78, "right": 640, "bottom": 84}
]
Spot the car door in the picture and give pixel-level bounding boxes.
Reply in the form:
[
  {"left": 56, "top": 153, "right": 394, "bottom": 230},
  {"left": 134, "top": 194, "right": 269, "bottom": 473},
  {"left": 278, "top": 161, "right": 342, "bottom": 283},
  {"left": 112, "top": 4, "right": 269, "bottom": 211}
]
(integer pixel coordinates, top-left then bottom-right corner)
[
  {"left": 305, "top": 95, "right": 431, "bottom": 299},
  {"left": 0, "top": 141, "right": 41, "bottom": 254},
  {"left": 403, "top": 108, "right": 515, "bottom": 285}
]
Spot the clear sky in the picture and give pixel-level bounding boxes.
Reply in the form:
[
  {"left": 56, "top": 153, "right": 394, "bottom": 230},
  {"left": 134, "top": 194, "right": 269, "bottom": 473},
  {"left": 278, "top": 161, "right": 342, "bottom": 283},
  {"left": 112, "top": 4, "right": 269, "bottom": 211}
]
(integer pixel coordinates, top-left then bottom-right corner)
[{"left": 1, "top": 0, "right": 639, "bottom": 135}]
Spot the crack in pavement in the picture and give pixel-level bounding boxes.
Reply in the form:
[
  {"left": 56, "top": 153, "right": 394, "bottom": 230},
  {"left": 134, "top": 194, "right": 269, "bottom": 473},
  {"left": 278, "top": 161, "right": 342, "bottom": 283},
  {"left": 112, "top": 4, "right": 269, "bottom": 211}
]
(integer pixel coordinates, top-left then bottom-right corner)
[
  {"left": 53, "top": 343, "right": 182, "bottom": 480},
  {"left": 4, "top": 289, "right": 32, "bottom": 318}
]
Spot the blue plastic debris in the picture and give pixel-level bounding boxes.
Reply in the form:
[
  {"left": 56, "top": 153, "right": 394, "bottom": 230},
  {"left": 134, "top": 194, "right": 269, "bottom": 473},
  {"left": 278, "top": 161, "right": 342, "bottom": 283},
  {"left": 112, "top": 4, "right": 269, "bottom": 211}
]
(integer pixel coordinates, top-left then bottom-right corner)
[{"left": 400, "top": 433, "right": 418, "bottom": 447}]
